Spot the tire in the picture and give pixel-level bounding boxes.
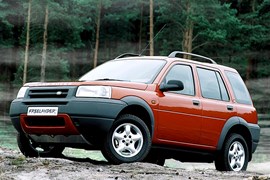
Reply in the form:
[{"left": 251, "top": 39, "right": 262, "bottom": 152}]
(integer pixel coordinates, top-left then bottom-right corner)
[
  {"left": 17, "top": 133, "right": 65, "bottom": 158},
  {"left": 215, "top": 133, "right": 249, "bottom": 171},
  {"left": 101, "top": 147, "right": 113, "bottom": 163},
  {"left": 144, "top": 149, "right": 165, "bottom": 166},
  {"left": 102, "top": 114, "right": 151, "bottom": 164}
]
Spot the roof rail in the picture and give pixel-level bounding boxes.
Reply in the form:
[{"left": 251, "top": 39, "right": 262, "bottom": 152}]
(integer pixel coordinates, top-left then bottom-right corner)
[
  {"left": 115, "top": 53, "right": 140, "bottom": 59},
  {"left": 168, "top": 51, "right": 217, "bottom": 64}
]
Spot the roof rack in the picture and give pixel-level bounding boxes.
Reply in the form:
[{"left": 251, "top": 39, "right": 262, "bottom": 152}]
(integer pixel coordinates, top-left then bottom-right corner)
[
  {"left": 168, "top": 51, "right": 217, "bottom": 64},
  {"left": 115, "top": 53, "right": 140, "bottom": 59}
]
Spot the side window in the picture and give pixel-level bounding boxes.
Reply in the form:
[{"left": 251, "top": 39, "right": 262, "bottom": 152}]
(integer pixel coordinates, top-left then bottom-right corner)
[
  {"left": 216, "top": 73, "right": 230, "bottom": 101},
  {"left": 197, "top": 68, "right": 221, "bottom": 100},
  {"left": 163, "top": 64, "right": 195, "bottom": 96},
  {"left": 197, "top": 68, "right": 229, "bottom": 101},
  {"left": 225, "top": 71, "right": 252, "bottom": 105}
]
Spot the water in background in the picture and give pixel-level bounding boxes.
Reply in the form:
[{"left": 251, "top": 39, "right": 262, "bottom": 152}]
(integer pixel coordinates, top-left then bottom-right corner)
[{"left": 0, "top": 119, "right": 17, "bottom": 150}]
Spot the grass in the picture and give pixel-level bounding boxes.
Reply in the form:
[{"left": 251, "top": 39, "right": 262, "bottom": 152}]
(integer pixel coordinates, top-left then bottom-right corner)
[{"left": 11, "top": 156, "right": 26, "bottom": 166}]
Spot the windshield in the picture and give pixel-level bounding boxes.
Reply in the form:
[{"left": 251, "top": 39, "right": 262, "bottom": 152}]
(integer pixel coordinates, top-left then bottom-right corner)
[{"left": 79, "top": 59, "right": 166, "bottom": 83}]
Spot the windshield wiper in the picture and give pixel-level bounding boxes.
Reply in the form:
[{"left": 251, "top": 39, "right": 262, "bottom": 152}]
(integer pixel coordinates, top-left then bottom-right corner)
[{"left": 95, "top": 78, "right": 129, "bottom": 82}]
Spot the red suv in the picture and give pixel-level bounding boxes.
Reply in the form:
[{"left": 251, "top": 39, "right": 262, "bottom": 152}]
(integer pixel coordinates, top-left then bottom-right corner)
[{"left": 10, "top": 51, "right": 260, "bottom": 171}]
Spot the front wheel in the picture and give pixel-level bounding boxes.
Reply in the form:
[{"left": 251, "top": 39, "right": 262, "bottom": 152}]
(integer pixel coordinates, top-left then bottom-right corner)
[
  {"left": 102, "top": 114, "right": 151, "bottom": 164},
  {"left": 17, "top": 133, "right": 65, "bottom": 158},
  {"left": 215, "top": 133, "right": 249, "bottom": 171}
]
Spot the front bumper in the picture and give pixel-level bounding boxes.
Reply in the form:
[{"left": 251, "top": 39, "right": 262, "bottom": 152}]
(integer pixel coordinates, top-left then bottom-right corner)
[{"left": 10, "top": 97, "right": 127, "bottom": 145}]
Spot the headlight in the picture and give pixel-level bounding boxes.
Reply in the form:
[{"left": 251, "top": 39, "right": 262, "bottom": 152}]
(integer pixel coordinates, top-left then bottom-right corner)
[
  {"left": 17, "top": 87, "right": 29, "bottom": 98},
  {"left": 76, "top": 86, "right": 111, "bottom": 98}
]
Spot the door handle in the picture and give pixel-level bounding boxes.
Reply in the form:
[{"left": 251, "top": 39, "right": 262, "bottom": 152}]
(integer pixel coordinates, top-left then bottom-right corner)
[
  {"left": 193, "top": 100, "right": 200, "bottom": 106},
  {"left": 227, "top": 105, "right": 234, "bottom": 111}
]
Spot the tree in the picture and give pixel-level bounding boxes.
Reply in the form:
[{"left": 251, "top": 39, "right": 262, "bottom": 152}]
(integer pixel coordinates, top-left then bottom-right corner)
[
  {"left": 149, "top": 0, "right": 154, "bottom": 55},
  {"left": 221, "top": 0, "right": 270, "bottom": 79},
  {"left": 0, "top": 0, "right": 15, "bottom": 47},
  {"left": 23, "top": 0, "right": 32, "bottom": 85},
  {"left": 182, "top": 0, "right": 193, "bottom": 59},
  {"left": 40, "top": 3, "right": 49, "bottom": 82},
  {"left": 93, "top": 0, "right": 102, "bottom": 68},
  {"left": 2, "top": 0, "right": 269, "bottom": 81},
  {"left": 138, "top": 2, "right": 144, "bottom": 52},
  {"left": 155, "top": 0, "right": 243, "bottom": 60},
  {"left": 94, "top": 0, "right": 145, "bottom": 58}
]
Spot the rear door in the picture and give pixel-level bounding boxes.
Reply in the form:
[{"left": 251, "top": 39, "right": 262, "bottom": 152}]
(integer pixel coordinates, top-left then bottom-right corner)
[{"left": 196, "top": 67, "right": 236, "bottom": 148}]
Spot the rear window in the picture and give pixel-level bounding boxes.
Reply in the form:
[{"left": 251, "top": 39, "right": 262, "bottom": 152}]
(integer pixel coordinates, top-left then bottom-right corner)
[{"left": 225, "top": 71, "right": 252, "bottom": 105}]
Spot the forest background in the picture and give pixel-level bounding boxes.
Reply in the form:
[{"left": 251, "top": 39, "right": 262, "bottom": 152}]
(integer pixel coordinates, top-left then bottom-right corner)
[{"left": 0, "top": 0, "right": 270, "bottom": 116}]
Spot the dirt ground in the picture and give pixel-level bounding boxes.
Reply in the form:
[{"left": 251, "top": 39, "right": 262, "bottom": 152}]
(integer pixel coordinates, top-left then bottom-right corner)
[{"left": 0, "top": 147, "right": 269, "bottom": 180}]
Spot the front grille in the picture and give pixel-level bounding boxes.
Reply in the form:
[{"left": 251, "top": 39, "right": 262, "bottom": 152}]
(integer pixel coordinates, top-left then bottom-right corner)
[
  {"left": 28, "top": 89, "right": 69, "bottom": 98},
  {"left": 24, "top": 101, "right": 68, "bottom": 105},
  {"left": 24, "top": 116, "right": 65, "bottom": 127}
]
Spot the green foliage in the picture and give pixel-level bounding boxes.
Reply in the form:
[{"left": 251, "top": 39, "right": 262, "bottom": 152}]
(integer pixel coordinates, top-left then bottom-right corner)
[
  {"left": 18, "top": 0, "right": 87, "bottom": 49},
  {"left": 45, "top": 52, "right": 70, "bottom": 81},
  {"left": 155, "top": 0, "right": 186, "bottom": 53},
  {"left": 155, "top": 0, "right": 243, "bottom": 57},
  {"left": 0, "top": 0, "right": 270, "bottom": 84},
  {"left": 0, "top": 0, "right": 270, "bottom": 115},
  {"left": 0, "top": 0, "right": 21, "bottom": 47},
  {"left": 42, "top": 159, "right": 50, "bottom": 166},
  {"left": 11, "top": 156, "right": 26, "bottom": 166},
  {"left": 255, "top": 1, "right": 270, "bottom": 48},
  {"left": 13, "top": 45, "right": 70, "bottom": 85},
  {"left": 195, "top": 4, "right": 240, "bottom": 43}
]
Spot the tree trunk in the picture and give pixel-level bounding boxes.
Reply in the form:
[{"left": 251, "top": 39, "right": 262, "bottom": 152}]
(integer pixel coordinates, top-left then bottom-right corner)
[
  {"left": 23, "top": 0, "right": 32, "bottom": 85},
  {"left": 246, "top": 58, "right": 253, "bottom": 81},
  {"left": 139, "top": 4, "right": 143, "bottom": 52},
  {"left": 41, "top": 4, "right": 49, "bottom": 82},
  {"left": 149, "top": 0, "right": 154, "bottom": 56},
  {"left": 246, "top": 0, "right": 257, "bottom": 82},
  {"left": 93, "top": 0, "right": 101, "bottom": 68},
  {"left": 251, "top": 0, "right": 256, "bottom": 12},
  {"left": 71, "top": 50, "right": 76, "bottom": 79},
  {"left": 182, "top": 0, "right": 193, "bottom": 59}
]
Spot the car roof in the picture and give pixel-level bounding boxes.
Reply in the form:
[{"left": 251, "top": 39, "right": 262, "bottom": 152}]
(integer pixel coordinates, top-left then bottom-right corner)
[{"left": 115, "top": 55, "right": 237, "bottom": 73}]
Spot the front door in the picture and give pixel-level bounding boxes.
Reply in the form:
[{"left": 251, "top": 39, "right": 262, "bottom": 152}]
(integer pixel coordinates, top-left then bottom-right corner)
[{"left": 157, "top": 64, "right": 202, "bottom": 145}]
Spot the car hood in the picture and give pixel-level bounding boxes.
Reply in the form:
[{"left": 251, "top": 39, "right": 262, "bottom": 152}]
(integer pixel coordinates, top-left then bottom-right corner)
[{"left": 24, "top": 81, "right": 149, "bottom": 91}]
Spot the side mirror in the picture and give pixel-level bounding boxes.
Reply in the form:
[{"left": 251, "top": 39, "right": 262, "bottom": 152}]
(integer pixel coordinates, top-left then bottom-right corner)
[{"left": 159, "top": 80, "right": 184, "bottom": 92}]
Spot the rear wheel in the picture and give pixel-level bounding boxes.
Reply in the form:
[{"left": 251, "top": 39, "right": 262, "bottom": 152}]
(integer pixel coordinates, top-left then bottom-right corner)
[
  {"left": 17, "top": 133, "right": 65, "bottom": 158},
  {"left": 102, "top": 114, "right": 151, "bottom": 164},
  {"left": 215, "top": 133, "right": 249, "bottom": 171}
]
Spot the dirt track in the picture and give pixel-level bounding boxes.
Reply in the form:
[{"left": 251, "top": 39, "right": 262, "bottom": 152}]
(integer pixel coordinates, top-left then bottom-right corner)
[
  {"left": 1, "top": 147, "right": 270, "bottom": 180},
  {"left": 1, "top": 118, "right": 270, "bottom": 179}
]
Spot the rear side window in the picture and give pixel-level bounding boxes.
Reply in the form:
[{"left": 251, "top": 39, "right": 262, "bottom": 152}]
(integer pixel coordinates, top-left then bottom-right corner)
[
  {"left": 197, "top": 68, "right": 229, "bottom": 101},
  {"left": 216, "top": 73, "right": 230, "bottom": 101},
  {"left": 225, "top": 71, "right": 252, "bottom": 105}
]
